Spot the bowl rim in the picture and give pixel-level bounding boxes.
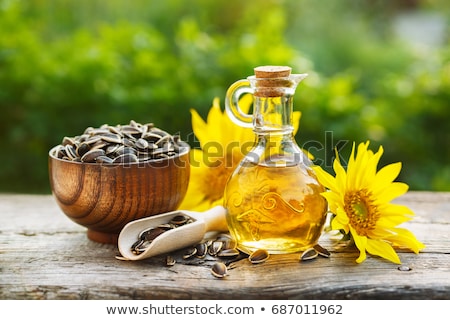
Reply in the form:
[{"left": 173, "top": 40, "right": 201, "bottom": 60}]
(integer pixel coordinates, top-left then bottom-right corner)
[{"left": 49, "top": 141, "right": 190, "bottom": 167}]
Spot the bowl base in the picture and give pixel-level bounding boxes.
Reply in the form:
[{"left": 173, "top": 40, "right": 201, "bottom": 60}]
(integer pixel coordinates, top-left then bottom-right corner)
[{"left": 87, "top": 229, "right": 119, "bottom": 244}]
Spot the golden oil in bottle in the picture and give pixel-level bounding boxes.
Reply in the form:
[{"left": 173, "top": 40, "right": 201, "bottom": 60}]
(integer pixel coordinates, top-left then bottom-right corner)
[{"left": 224, "top": 161, "right": 327, "bottom": 254}]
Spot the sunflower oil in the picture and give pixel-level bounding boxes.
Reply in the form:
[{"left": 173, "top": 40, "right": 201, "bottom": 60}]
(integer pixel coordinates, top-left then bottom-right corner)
[{"left": 224, "top": 161, "right": 327, "bottom": 254}]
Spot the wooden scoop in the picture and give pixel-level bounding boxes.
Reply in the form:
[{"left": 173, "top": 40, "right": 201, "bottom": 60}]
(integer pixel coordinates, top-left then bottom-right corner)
[{"left": 118, "top": 206, "right": 228, "bottom": 260}]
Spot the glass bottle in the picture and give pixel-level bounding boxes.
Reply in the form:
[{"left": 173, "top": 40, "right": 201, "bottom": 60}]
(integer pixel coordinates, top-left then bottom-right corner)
[{"left": 224, "top": 66, "right": 327, "bottom": 254}]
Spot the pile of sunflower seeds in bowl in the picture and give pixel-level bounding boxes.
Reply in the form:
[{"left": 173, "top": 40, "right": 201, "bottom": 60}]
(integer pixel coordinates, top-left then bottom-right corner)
[{"left": 52, "top": 120, "right": 188, "bottom": 164}]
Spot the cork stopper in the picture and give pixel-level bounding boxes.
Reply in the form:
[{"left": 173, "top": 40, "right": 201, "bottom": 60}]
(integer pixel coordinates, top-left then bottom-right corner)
[
  {"left": 254, "top": 66, "right": 291, "bottom": 78},
  {"left": 253, "top": 66, "right": 292, "bottom": 97}
]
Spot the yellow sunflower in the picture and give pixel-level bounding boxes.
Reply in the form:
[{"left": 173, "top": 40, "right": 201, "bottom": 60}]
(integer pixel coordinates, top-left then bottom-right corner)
[
  {"left": 179, "top": 96, "right": 302, "bottom": 211},
  {"left": 313, "top": 141, "right": 425, "bottom": 264}
]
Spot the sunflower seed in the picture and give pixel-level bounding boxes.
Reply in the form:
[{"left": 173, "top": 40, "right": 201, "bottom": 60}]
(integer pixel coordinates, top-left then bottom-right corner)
[
  {"left": 116, "top": 146, "right": 137, "bottom": 156},
  {"left": 142, "top": 132, "right": 162, "bottom": 142},
  {"left": 208, "top": 241, "right": 223, "bottom": 256},
  {"left": 108, "top": 125, "right": 121, "bottom": 135},
  {"left": 55, "top": 145, "right": 66, "bottom": 158},
  {"left": 218, "top": 248, "right": 240, "bottom": 258},
  {"left": 182, "top": 247, "right": 197, "bottom": 259},
  {"left": 157, "top": 223, "right": 175, "bottom": 230},
  {"left": 166, "top": 255, "right": 176, "bottom": 266},
  {"left": 84, "top": 135, "right": 102, "bottom": 145},
  {"left": 76, "top": 142, "right": 90, "bottom": 157},
  {"left": 131, "top": 239, "right": 145, "bottom": 255},
  {"left": 141, "top": 227, "right": 166, "bottom": 242},
  {"left": 81, "top": 149, "right": 105, "bottom": 162},
  {"left": 121, "top": 125, "right": 141, "bottom": 136},
  {"left": 211, "top": 262, "right": 228, "bottom": 278},
  {"left": 62, "top": 136, "right": 76, "bottom": 146},
  {"left": 95, "top": 155, "right": 114, "bottom": 164},
  {"left": 105, "top": 144, "right": 121, "bottom": 155},
  {"left": 195, "top": 243, "right": 208, "bottom": 258},
  {"left": 101, "top": 133, "right": 122, "bottom": 144},
  {"left": 90, "top": 140, "right": 108, "bottom": 150},
  {"left": 300, "top": 247, "right": 319, "bottom": 261},
  {"left": 249, "top": 249, "right": 270, "bottom": 264},
  {"left": 170, "top": 214, "right": 191, "bottom": 225},
  {"left": 314, "top": 244, "right": 331, "bottom": 258},
  {"left": 113, "top": 153, "right": 138, "bottom": 163},
  {"left": 151, "top": 129, "right": 169, "bottom": 137},
  {"left": 135, "top": 138, "right": 149, "bottom": 150},
  {"left": 64, "top": 145, "right": 77, "bottom": 160}
]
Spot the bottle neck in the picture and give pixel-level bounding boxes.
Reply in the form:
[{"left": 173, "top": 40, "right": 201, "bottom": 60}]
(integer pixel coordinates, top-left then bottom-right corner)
[
  {"left": 249, "top": 94, "right": 307, "bottom": 167},
  {"left": 252, "top": 94, "right": 295, "bottom": 135}
]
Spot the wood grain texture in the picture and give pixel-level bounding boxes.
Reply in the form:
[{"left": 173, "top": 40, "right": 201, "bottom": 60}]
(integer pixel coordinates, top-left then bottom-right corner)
[{"left": 1, "top": 192, "right": 449, "bottom": 300}]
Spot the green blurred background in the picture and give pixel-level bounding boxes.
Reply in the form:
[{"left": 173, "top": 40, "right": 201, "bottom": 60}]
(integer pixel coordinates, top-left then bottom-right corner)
[{"left": 1, "top": 0, "right": 449, "bottom": 193}]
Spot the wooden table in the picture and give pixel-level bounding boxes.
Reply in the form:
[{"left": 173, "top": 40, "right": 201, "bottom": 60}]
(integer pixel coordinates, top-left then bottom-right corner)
[{"left": 1, "top": 191, "right": 449, "bottom": 299}]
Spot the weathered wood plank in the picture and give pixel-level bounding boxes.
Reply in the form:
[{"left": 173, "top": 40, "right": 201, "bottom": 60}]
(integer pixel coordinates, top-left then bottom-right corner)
[{"left": 0, "top": 192, "right": 449, "bottom": 299}]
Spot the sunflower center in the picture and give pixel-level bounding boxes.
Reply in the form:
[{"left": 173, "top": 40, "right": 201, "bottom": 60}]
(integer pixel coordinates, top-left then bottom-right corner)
[{"left": 344, "top": 189, "right": 379, "bottom": 236}]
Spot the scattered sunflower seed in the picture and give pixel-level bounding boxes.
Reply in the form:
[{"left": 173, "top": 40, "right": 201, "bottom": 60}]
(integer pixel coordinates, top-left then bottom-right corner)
[
  {"left": 211, "top": 262, "right": 228, "bottom": 278},
  {"left": 248, "top": 249, "right": 270, "bottom": 264},
  {"left": 166, "top": 255, "right": 176, "bottom": 266},
  {"left": 300, "top": 247, "right": 319, "bottom": 261},
  {"left": 208, "top": 241, "right": 223, "bottom": 256},
  {"left": 313, "top": 244, "right": 331, "bottom": 258},
  {"left": 182, "top": 247, "right": 197, "bottom": 259},
  {"left": 195, "top": 243, "right": 208, "bottom": 259},
  {"left": 218, "top": 248, "right": 240, "bottom": 258}
]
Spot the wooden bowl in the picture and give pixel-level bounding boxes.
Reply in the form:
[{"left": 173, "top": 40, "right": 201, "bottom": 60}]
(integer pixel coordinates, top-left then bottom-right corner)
[{"left": 48, "top": 143, "right": 190, "bottom": 244}]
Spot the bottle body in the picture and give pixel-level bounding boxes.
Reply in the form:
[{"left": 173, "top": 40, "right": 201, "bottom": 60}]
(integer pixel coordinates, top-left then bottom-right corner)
[{"left": 224, "top": 135, "right": 327, "bottom": 254}]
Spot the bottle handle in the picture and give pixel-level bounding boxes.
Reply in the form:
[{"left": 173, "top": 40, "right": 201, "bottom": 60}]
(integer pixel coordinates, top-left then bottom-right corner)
[{"left": 225, "top": 79, "right": 254, "bottom": 128}]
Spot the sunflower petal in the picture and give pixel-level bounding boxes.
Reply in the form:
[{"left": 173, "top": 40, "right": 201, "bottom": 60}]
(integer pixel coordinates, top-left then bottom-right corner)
[
  {"left": 331, "top": 208, "right": 349, "bottom": 233},
  {"left": 387, "top": 228, "right": 426, "bottom": 253},
  {"left": 362, "top": 145, "right": 383, "bottom": 186},
  {"left": 376, "top": 215, "right": 411, "bottom": 228},
  {"left": 377, "top": 182, "right": 409, "bottom": 203},
  {"left": 313, "top": 165, "right": 338, "bottom": 191},
  {"left": 190, "top": 108, "right": 208, "bottom": 147},
  {"left": 205, "top": 99, "right": 225, "bottom": 145},
  {"left": 366, "top": 239, "right": 401, "bottom": 264},
  {"left": 377, "top": 203, "right": 415, "bottom": 217},
  {"left": 372, "top": 162, "right": 402, "bottom": 194},
  {"left": 332, "top": 153, "right": 347, "bottom": 192},
  {"left": 320, "top": 191, "right": 342, "bottom": 212},
  {"left": 351, "top": 229, "right": 367, "bottom": 263}
]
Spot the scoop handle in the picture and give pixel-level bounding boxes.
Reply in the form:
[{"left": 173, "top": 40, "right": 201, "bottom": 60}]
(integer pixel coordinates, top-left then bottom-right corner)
[{"left": 203, "top": 205, "right": 228, "bottom": 232}]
